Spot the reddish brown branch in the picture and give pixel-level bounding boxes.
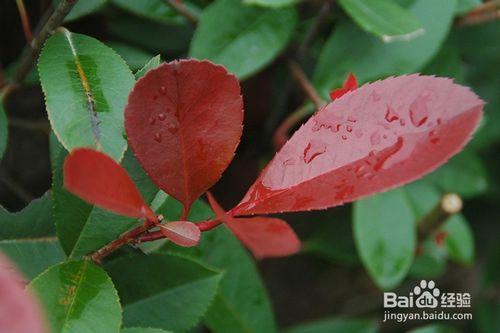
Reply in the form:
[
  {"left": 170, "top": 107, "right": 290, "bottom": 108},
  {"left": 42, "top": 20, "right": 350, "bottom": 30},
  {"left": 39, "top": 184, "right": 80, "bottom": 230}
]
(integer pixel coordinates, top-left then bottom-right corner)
[
  {"left": 457, "top": 0, "right": 500, "bottom": 26},
  {"left": 287, "top": 60, "right": 325, "bottom": 110},
  {"left": 0, "top": 0, "right": 78, "bottom": 98},
  {"left": 16, "top": 0, "right": 33, "bottom": 43},
  {"left": 273, "top": 105, "right": 312, "bottom": 150},
  {"left": 164, "top": 0, "right": 198, "bottom": 26},
  {"left": 417, "top": 193, "right": 463, "bottom": 244}
]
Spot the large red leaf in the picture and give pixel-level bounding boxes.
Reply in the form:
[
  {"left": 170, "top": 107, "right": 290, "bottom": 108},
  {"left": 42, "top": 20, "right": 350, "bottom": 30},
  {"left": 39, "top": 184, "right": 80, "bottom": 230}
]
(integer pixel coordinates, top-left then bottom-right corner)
[
  {"left": 207, "top": 193, "right": 300, "bottom": 259},
  {"left": 0, "top": 253, "right": 47, "bottom": 333},
  {"left": 64, "top": 148, "right": 155, "bottom": 221},
  {"left": 125, "top": 59, "right": 243, "bottom": 213},
  {"left": 231, "top": 75, "right": 484, "bottom": 216}
]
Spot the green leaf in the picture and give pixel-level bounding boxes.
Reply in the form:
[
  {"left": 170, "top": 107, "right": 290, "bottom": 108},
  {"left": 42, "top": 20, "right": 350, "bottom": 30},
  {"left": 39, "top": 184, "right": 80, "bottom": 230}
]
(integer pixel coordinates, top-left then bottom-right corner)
[
  {"left": 111, "top": 0, "right": 187, "bottom": 24},
  {"left": 0, "top": 192, "right": 65, "bottom": 279},
  {"left": 443, "top": 214, "right": 474, "bottom": 265},
  {"left": 107, "top": 15, "right": 193, "bottom": 53},
  {"left": 409, "top": 237, "right": 447, "bottom": 278},
  {"left": 106, "top": 253, "right": 222, "bottom": 332},
  {"left": 422, "top": 46, "right": 466, "bottom": 83},
  {"left": 135, "top": 55, "right": 162, "bottom": 79},
  {"left": 52, "top": 141, "right": 159, "bottom": 258},
  {"left": 38, "top": 30, "right": 134, "bottom": 161},
  {"left": 475, "top": 300, "right": 500, "bottom": 333},
  {"left": 122, "top": 328, "right": 171, "bottom": 333},
  {"left": 303, "top": 212, "right": 359, "bottom": 265},
  {"left": 425, "top": 150, "right": 488, "bottom": 198},
  {"left": 29, "top": 260, "right": 122, "bottom": 333},
  {"left": 107, "top": 42, "right": 154, "bottom": 72},
  {"left": 243, "top": 0, "right": 297, "bottom": 8},
  {"left": 353, "top": 189, "right": 416, "bottom": 290},
  {"left": 62, "top": 0, "right": 108, "bottom": 21},
  {"left": 285, "top": 317, "right": 378, "bottom": 333},
  {"left": 338, "top": 0, "right": 423, "bottom": 42},
  {"left": 408, "top": 324, "right": 459, "bottom": 333},
  {"left": 0, "top": 100, "right": 7, "bottom": 159},
  {"left": 404, "top": 181, "right": 475, "bottom": 266},
  {"left": 158, "top": 197, "right": 278, "bottom": 333},
  {"left": 190, "top": 0, "right": 297, "bottom": 79},
  {"left": 313, "top": 0, "right": 456, "bottom": 97}
]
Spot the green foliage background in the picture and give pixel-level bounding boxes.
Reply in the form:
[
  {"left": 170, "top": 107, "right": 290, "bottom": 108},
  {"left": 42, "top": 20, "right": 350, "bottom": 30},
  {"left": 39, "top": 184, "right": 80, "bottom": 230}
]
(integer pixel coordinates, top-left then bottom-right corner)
[{"left": 0, "top": 0, "right": 498, "bottom": 332}]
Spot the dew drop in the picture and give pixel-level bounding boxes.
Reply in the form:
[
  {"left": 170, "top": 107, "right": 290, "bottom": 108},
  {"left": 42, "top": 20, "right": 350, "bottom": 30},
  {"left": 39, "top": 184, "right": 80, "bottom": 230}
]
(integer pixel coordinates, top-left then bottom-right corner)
[
  {"left": 399, "top": 119, "right": 406, "bottom": 126},
  {"left": 282, "top": 158, "right": 296, "bottom": 166},
  {"left": 409, "top": 95, "right": 429, "bottom": 127},
  {"left": 348, "top": 116, "right": 357, "bottom": 123},
  {"left": 370, "top": 132, "right": 381, "bottom": 145},
  {"left": 346, "top": 125, "right": 353, "bottom": 132},
  {"left": 159, "top": 86, "right": 166, "bottom": 94},
  {"left": 154, "top": 132, "right": 162, "bottom": 143},
  {"left": 303, "top": 140, "right": 327, "bottom": 164},
  {"left": 341, "top": 135, "right": 347, "bottom": 140},
  {"left": 167, "top": 123, "right": 178, "bottom": 134},
  {"left": 385, "top": 105, "right": 400, "bottom": 122},
  {"left": 149, "top": 116, "right": 156, "bottom": 125},
  {"left": 158, "top": 113, "right": 166, "bottom": 121}
]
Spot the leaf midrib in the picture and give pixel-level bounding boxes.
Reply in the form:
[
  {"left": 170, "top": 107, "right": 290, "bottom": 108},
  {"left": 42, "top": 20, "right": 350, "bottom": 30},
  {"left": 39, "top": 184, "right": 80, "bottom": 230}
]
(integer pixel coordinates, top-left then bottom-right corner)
[{"left": 62, "top": 29, "right": 103, "bottom": 149}]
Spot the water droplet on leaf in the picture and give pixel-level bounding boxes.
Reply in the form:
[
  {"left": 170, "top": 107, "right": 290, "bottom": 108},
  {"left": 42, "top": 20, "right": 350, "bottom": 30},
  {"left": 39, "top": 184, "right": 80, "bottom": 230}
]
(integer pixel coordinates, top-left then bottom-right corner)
[{"left": 303, "top": 140, "right": 327, "bottom": 164}]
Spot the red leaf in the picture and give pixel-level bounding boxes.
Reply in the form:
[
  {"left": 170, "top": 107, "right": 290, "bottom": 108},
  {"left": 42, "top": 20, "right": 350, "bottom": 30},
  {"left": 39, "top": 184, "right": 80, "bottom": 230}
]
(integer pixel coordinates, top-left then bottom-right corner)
[
  {"left": 329, "top": 73, "right": 358, "bottom": 100},
  {"left": 232, "top": 75, "right": 484, "bottom": 216},
  {"left": 0, "top": 254, "right": 47, "bottom": 333},
  {"left": 207, "top": 192, "right": 300, "bottom": 259},
  {"left": 159, "top": 221, "right": 200, "bottom": 247},
  {"left": 125, "top": 59, "right": 243, "bottom": 212},
  {"left": 225, "top": 217, "right": 301, "bottom": 259},
  {"left": 64, "top": 148, "right": 155, "bottom": 221}
]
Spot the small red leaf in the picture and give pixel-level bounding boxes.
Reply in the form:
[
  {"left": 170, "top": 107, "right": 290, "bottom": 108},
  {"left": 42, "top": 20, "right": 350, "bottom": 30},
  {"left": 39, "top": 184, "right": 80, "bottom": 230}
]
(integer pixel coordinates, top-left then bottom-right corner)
[
  {"left": 125, "top": 59, "right": 243, "bottom": 212},
  {"left": 64, "top": 148, "right": 155, "bottom": 221},
  {"left": 206, "top": 192, "right": 300, "bottom": 259},
  {"left": 225, "top": 217, "right": 301, "bottom": 259},
  {"left": 329, "top": 73, "right": 358, "bottom": 100},
  {"left": 0, "top": 254, "right": 47, "bottom": 333},
  {"left": 159, "top": 221, "right": 200, "bottom": 247},
  {"left": 232, "top": 75, "right": 484, "bottom": 216}
]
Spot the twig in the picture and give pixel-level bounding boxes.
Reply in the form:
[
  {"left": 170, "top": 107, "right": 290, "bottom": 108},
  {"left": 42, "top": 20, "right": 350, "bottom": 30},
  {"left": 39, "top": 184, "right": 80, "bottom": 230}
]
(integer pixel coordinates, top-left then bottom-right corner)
[
  {"left": 297, "top": 2, "right": 331, "bottom": 59},
  {"left": 90, "top": 215, "right": 223, "bottom": 263},
  {"left": 265, "top": 5, "right": 331, "bottom": 136},
  {"left": 164, "top": 0, "right": 198, "bottom": 26},
  {"left": 417, "top": 193, "right": 463, "bottom": 243},
  {"left": 90, "top": 216, "right": 161, "bottom": 264},
  {"left": 11, "top": 0, "right": 78, "bottom": 88},
  {"left": 273, "top": 104, "right": 312, "bottom": 150},
  {"left": 0, "top": 168, "right": 34, "bottom": 203},
  {"left": 457, "top": 0, "right": 500, "bottom": 26},
  {"left": 287, "top": 59, "right": 325, "bottom": 110},
  {"left": 15, "top": 0, "right": 33, "bottom": 43}
]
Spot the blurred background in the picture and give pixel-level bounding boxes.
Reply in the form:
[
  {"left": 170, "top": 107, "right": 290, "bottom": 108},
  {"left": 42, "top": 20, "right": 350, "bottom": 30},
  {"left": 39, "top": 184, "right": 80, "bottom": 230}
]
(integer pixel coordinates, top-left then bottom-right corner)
[{"left": 0, "top": 0, "right": 498, "bottom": 332}]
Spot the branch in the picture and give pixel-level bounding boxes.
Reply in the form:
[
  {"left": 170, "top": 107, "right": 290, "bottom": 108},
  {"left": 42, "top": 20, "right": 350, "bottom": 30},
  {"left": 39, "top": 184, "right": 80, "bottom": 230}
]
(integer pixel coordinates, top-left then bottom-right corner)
[
  {"left": 90, "top": 216, "right": 161, "bottom": 264},
  {"left": 90, "top": 216, "right": 223, "bottom": 263},
  {"left": 457, "top": 0, "right": 500, "bottom": 27},
  {"left": 164, "top": 0, "right": 199, "bottom": 26},
  {"left": 287, "top": 59, "right": 325, "bottom": 110},
  {"left": 12, "top": 0, "right": 78, "bottom": 87},
  {"left": 297, "top": 2, "right": 331, "bottom": 59},
  {"left": 417, "top": 193, "right": 463, "bottom": 244},
  {"left": 273, "top": 104, "right": 312, "bottom": 150},
  {"left": 15, "top": 0, "right": 33, "bottom": 43}
]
